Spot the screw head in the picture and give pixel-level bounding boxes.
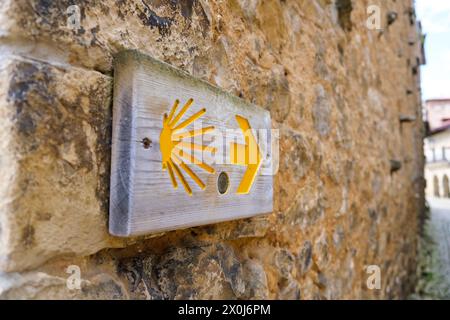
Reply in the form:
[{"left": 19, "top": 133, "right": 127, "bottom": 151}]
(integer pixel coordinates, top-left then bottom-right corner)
[{"left": 217, "top": 172, "right": 230, "bottom": 195}]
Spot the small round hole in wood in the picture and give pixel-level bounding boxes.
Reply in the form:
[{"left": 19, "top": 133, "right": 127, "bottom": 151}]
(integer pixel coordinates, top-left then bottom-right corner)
[{"left": 142, "top": 137, "right": 152, "bottom": 149}]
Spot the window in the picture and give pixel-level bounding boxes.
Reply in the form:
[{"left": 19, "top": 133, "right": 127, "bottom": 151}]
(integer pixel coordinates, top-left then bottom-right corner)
[
  {"left": 434, "top": 176, "right": 440, "bottom": 198},
  {"left": 443, "top": 175, "right": 450, "bottom": 198}
]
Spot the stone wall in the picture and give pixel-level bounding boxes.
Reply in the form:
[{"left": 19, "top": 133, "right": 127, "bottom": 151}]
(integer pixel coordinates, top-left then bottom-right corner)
[{"left": 0, "top": 0, "right": 425, "bottom": 299}]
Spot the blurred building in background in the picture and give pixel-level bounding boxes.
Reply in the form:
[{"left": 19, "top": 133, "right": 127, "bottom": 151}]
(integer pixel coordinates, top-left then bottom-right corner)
[{"left": 424, "top": 99, "right": 450, "bottom": 198}]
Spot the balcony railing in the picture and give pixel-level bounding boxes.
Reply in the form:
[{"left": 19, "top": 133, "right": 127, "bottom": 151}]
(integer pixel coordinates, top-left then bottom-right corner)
[{"left": 426, "top": 147, "right": 450, "bottom": 163}]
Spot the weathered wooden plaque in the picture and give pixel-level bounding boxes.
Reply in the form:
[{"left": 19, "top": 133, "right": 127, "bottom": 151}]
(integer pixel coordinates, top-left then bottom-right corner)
[{"left": 109, "top": 50, "right": 273, "bottom": 237}]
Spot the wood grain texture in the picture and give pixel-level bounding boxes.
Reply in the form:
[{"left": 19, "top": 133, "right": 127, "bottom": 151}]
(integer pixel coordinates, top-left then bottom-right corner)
[{"left": 109, "top": 50, "right": 273, "bottom": 237}]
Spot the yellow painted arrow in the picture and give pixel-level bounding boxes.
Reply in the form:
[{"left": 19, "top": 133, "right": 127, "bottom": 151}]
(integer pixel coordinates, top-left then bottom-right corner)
[{"left": 230, "top": 115, "right": 262, "bottom": 194}]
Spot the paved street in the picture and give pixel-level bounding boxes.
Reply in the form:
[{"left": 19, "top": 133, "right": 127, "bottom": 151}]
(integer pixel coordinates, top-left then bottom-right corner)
[{"left": 424, "top": 198, "right": 450, "bottom": 298}]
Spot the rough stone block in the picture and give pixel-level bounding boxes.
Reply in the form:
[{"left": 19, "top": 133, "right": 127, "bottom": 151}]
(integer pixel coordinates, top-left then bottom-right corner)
[
  {"left": 0, "top": 0, "right": 212, "bottom": 73},
  {"left": 0, "top": 55, "right": 125, "bottom": 272}
]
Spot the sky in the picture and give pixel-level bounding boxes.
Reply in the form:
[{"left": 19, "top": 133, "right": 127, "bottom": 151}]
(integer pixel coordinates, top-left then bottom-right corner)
[{"left": 416, "top": 0, "right": 450, "bottom": 100}]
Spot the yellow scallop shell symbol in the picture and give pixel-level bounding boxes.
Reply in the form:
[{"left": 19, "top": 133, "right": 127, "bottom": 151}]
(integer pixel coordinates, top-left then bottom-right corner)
[{"left": 160, "top": 98, "right": 216, "bottom": 196}]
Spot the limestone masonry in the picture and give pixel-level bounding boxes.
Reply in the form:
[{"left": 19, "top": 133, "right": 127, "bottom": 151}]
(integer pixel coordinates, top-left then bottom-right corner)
[{"left": 0, "top": 0, "right": 425, "bottom": 299}]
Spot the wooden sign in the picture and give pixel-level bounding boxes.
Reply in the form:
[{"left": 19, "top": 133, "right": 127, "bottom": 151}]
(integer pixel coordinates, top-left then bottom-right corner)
[{"left": 109, "top": 50, "right": 274, "bottom": 237}]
